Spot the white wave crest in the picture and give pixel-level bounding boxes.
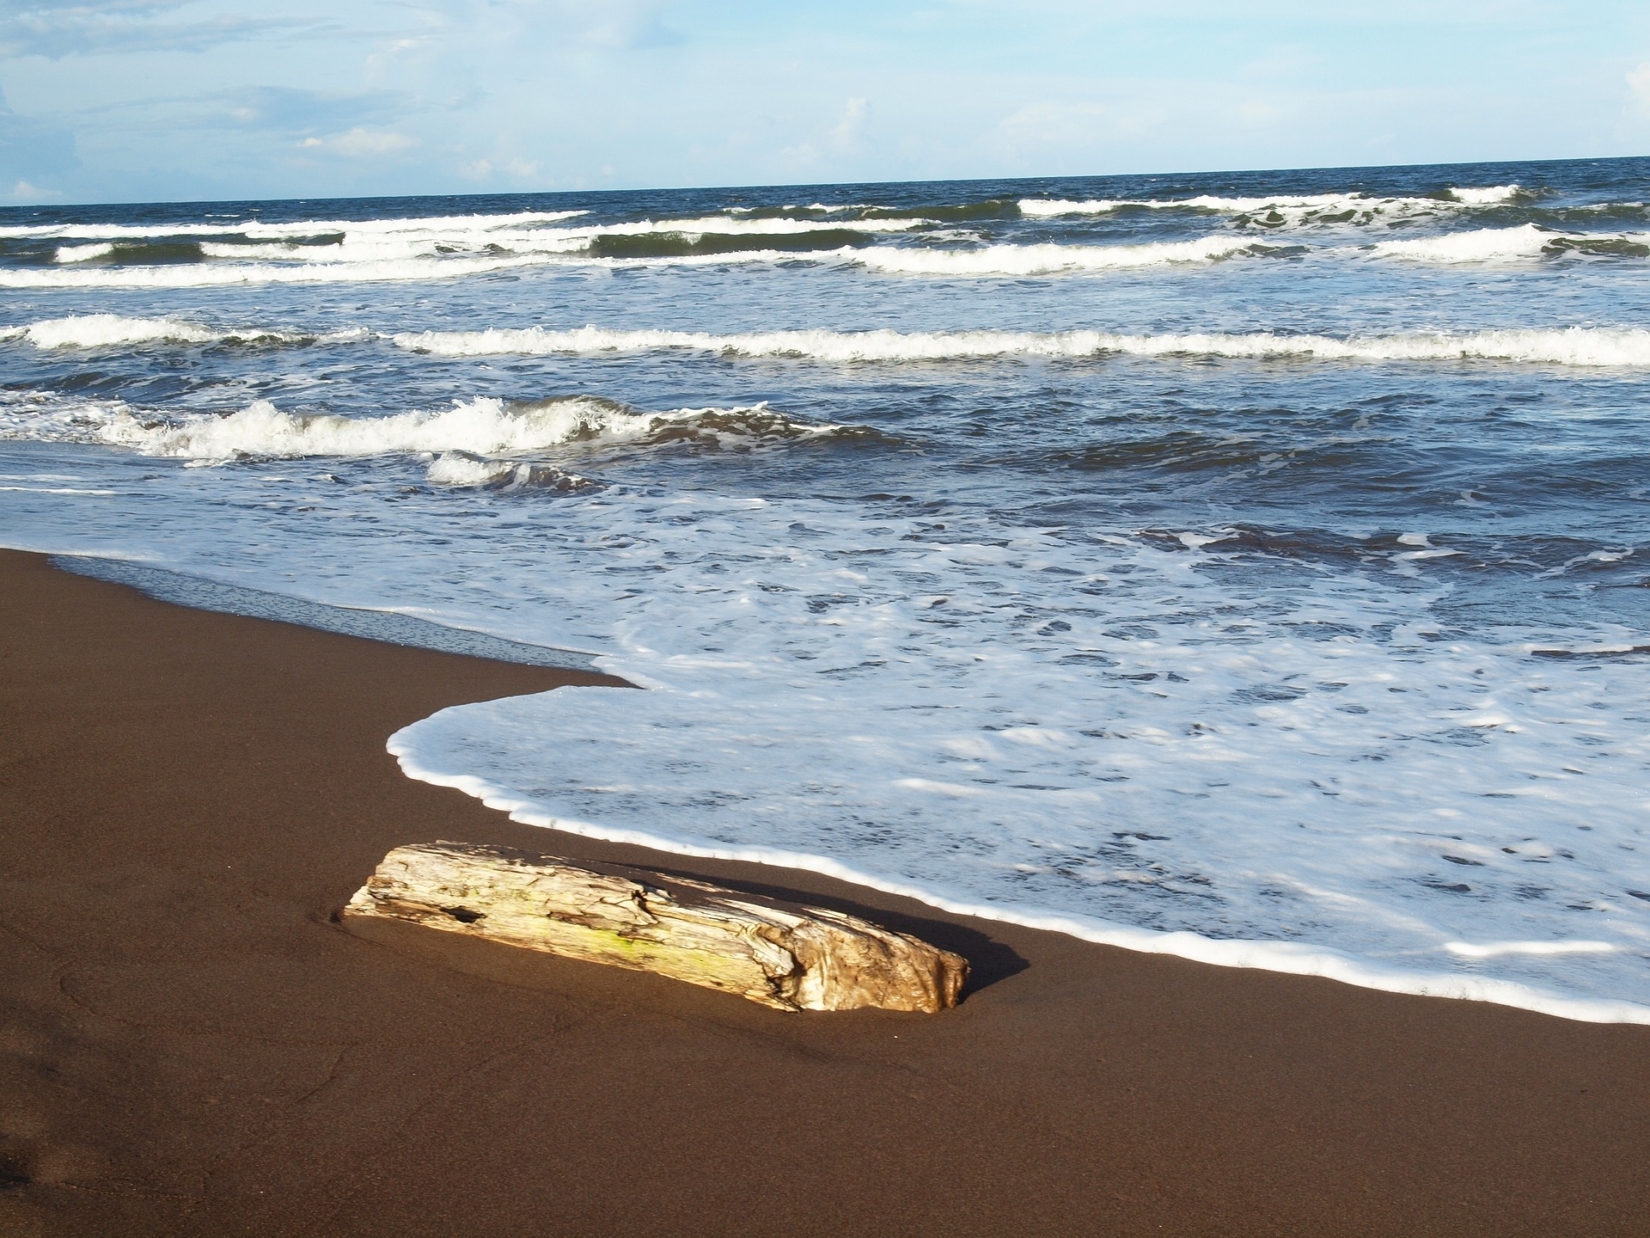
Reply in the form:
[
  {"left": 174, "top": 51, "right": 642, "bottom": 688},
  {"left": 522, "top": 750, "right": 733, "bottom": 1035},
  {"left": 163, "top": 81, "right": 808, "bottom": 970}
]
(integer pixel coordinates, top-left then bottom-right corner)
[
  {"left": 8, "top": 314, "right": 363, "bottom": 349},
  {"left": 92, "top": 396, "right": 656, "bottom": 460},
  {"left": 24, "top": 315, "right": 223, "bottom": 347},
  {"left": 1018, "top": 189, "right": 1522, "bottom": 226},
  {"left": 54, "top": 242, "right": 114, "bottom": 263},
  {"left": 42, "top": 395, "right": 823, "bottom": 463},
  {"left": 550, "top": 214, "right": 926, "bottom": 240},
  {"left": 856, "top": 236, "right": 1254, "bottom": 276},
  {"left": 425, "top": 451, "right": 595, "bottom": 492},
  {"left": 1020, "top": 192, "right": 1362, "bottom": 216},
  {"left": 393, "top": 324, "right": 1650, "bottom": 368},
  {"left": 425, "top": 451, "right": 528, "bottom": 486},
  {"left": 1370, "top": 223, "right": 1554, "bottom": 263},
  {"left": 1374, "top": 224, "right": 1650, "bottom": 263},
  {"left": 1448, "top": 184, "right": 1521, "bottom": 204},
  {"left": 0, "top": 389, "right": 855, "bottom": 463}
]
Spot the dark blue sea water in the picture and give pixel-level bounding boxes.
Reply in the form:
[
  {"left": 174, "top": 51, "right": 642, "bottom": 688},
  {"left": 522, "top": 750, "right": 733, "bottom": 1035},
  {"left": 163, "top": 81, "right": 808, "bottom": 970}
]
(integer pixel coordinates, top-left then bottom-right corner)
[{"left": 4, "top": 157, "right": 1648, "bottom": 1019}]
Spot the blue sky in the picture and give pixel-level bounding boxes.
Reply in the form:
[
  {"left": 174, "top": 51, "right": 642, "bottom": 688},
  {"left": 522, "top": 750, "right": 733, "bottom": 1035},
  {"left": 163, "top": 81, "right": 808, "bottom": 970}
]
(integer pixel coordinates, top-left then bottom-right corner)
[{"left": 4, "top": 1, "right": 1649, "bottom": 204}]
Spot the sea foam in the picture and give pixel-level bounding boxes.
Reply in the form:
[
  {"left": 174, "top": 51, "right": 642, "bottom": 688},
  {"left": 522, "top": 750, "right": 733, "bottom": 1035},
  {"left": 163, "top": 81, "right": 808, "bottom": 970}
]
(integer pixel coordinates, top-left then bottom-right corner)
[{"left": 370, "top": 487, "right": 1650, "bottom": 1027}]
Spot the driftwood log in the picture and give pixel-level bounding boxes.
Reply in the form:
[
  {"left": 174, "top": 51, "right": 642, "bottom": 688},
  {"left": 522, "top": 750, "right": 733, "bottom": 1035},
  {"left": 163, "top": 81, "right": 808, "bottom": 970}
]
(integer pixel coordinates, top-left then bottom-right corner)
[{"left": 342, "top": 842, "right": 969, "bottom": 1013}]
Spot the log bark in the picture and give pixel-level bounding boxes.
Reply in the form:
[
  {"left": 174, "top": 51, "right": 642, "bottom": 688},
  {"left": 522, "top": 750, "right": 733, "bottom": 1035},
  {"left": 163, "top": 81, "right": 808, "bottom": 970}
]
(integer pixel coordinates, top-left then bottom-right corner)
[{"left": 342, "top": 842, "right": 969, "bottom": 1013}]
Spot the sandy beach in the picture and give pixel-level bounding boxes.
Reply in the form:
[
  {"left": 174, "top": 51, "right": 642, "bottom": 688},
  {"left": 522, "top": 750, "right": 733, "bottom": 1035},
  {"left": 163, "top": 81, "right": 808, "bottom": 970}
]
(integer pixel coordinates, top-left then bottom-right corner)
[{"left": 2, "top": 546, "right": 1648, "bottom": 1236}]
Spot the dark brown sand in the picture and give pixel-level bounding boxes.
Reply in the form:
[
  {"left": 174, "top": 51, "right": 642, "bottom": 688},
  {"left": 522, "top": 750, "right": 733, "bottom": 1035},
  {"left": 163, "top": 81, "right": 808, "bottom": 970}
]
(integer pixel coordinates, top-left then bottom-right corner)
[{"left": 3, "top": 547, "right": 1649, "bottom": 1237}]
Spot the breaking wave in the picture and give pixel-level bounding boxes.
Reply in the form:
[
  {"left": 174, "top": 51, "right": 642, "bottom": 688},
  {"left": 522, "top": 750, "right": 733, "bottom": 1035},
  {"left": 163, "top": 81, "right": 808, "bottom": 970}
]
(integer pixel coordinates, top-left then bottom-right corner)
[
  {"left": 1371, "top": 223, "right": 1650, "bottom": 263},
  {"left": 0, "top": 392, "right": 873, "bottom": 464},
  {"left": 1448, "top": 184, "right": 1523, "bottom": 205},
  {"left": 1018, "top": 185, "right": 1524, "bottom": 227},
  {"left": 1, "top": 313, "right": 362, "bottom": 349},
  {"left": 393, "top": 324, "right": 1650, "bottom": 368}
]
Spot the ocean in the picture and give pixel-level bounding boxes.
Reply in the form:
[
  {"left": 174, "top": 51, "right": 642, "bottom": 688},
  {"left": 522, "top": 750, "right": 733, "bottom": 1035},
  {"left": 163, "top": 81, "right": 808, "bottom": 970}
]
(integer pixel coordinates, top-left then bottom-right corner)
[{"left": 3, "top": 157, "right": 1648, "bottom": 1022}]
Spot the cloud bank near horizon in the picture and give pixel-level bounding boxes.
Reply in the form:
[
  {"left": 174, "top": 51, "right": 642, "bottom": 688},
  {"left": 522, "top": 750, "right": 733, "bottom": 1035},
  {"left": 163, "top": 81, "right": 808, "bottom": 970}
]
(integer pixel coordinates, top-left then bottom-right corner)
[{"left": 3, "top": 0, "right": 1649, "bottom": 205}]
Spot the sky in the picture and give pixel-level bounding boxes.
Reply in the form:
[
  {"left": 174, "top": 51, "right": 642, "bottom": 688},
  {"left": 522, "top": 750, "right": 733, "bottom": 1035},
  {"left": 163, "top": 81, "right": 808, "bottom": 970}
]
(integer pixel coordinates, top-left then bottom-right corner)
[{"left": 3, "top": 1, "right": 1650, "bottom": 205}]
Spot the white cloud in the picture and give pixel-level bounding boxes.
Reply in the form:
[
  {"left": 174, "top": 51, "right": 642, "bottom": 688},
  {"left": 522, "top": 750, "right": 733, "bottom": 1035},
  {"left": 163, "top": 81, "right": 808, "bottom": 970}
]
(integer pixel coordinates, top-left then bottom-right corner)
[
  {"left": 988, "top": 98, "right": 1169, "bottom": 158},
  {"left": 5, "top": 176, "right": 58, "bottom": 199},
  {"left": 1238, "top": 99, "right": 1285, "bottom": 127},
  {"left": 1629, "top": 62, "right": 1650, "bottom": 111},
  {"left": 830, "top": 96, "right": 869, "bottom": 152},
  {"left": 457, "top": 154, "right": 545, "bottom": 184},
  {"left": 301, "top": 128, "right": 418, "bottom": 156},
  {"left": 779, "top": 96, "right": 874, "bottom": 172}
]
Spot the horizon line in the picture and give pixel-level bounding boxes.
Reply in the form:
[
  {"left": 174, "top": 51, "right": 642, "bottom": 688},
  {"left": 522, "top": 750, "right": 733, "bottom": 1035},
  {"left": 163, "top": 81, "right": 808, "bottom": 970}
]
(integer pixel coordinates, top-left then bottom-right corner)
[{"left": 6, "top": 152, "right": 1644, "bottom": 214}]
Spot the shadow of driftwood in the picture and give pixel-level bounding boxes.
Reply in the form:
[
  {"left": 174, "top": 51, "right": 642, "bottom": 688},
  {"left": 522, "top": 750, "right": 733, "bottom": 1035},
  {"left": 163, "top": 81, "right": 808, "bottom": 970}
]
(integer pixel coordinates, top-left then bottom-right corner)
[{"left": 645, "top": 866, "right": 1031, "bottom": 999}]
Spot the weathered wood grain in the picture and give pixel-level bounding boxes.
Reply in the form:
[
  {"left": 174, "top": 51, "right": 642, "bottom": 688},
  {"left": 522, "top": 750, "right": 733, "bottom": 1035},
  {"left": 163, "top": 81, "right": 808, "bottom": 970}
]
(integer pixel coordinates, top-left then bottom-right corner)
[{"left": 342, "top": 842, "right": 969, "bottom": 1013}]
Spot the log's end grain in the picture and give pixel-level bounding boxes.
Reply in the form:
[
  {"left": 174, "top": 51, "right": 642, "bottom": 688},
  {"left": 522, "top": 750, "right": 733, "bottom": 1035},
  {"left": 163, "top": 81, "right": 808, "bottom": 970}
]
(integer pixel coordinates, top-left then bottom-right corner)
[{"left": 342, "top": 842, "right": 969, "bottom": 1013}]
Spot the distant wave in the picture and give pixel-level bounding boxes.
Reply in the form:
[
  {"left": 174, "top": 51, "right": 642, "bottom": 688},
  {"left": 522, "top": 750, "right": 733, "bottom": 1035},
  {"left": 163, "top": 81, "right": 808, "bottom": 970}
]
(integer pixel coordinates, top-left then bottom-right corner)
[
  {"left": 853, "top": 236, "right": 1259, "bottom": 275},
  {"left": 0, "top": 207, "right": 935, "bottom": 288},
  {"left": 394, "top": 324, "right": 1650, "bottom": 367},
  {"left": 1018, "top": 185, "right": 1522, "bottom": 222},
  {"left": 5, "top": 212, "right": 1643, "bottom": 290},
  {"left": 0, "top": 236, "right": 1254, "bottom": 288},
  {"left": 0, "top": 208, "right": 589, "bottom": 241},
  {"left": 25, "top": 212, "right": 924, "bottom": 266}
]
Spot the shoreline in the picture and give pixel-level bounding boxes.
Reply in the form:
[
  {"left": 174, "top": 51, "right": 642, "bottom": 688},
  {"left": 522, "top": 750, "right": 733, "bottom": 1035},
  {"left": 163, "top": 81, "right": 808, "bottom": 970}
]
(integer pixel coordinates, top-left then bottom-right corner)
[
  {"left": 396, "top": 741, "right": 1650, "bottom": 1028},
  {"left": 4, "top": 546, "right": 1649, "bottom": 1235}
]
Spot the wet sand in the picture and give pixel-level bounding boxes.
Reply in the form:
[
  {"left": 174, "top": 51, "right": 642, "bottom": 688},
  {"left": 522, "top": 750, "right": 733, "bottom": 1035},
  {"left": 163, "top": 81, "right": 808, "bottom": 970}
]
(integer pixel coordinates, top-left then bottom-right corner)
[{"left": 2, "top": 546, "right": 1647, "bottom": 1236}]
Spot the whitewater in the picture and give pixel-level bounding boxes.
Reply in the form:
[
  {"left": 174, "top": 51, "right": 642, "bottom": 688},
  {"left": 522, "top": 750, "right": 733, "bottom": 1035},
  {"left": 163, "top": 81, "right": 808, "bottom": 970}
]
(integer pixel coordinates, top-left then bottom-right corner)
[{"left": 4, "top": 156, "right": 1649, "bottom": 1023}]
